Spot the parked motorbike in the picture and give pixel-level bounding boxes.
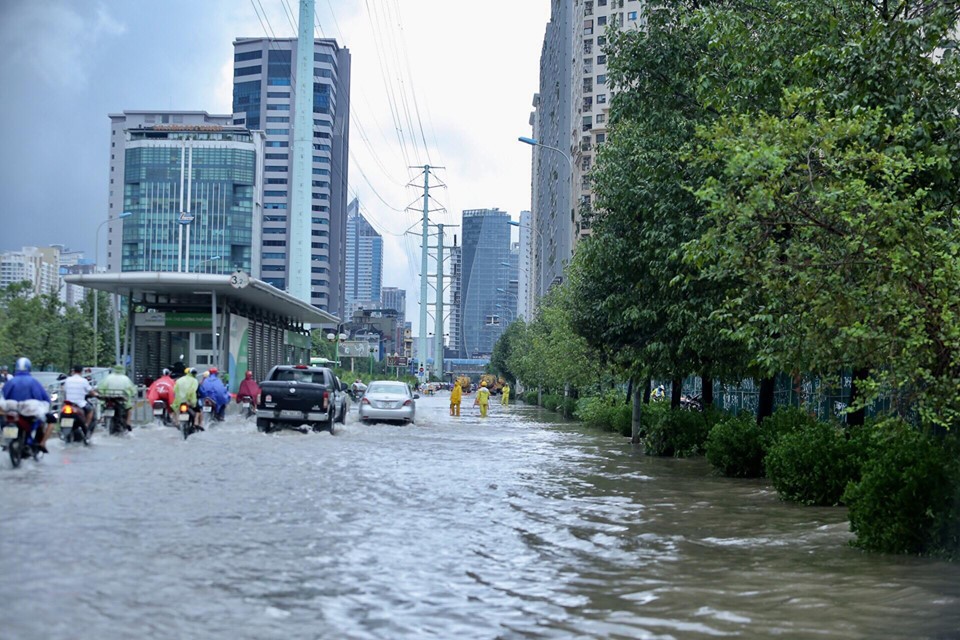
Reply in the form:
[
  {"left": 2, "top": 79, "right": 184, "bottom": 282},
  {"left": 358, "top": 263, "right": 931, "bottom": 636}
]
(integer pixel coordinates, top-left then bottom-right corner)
[
  {"left": 238, "top": 395, "right": 256, "bottom": 419},
  {"left": 2, "top": 409, "right": 46, "bottom": 468},
  {"left": 58, "top": 401, "right": 90, "bottom": 445},
  {"left": 152, "top": 400, "right": 174, "bottom": 427},
  {"left": 101, "top": 397, "right": 130, "bottom": 436}
]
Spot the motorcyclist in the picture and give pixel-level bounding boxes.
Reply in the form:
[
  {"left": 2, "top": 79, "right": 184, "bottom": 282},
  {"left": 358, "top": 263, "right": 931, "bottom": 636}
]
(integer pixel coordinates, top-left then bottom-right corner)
[
  {"left": 199, "top": 367, "right": 229, "bottom": 420},
  {"left": 1, "top": 357, "right": 55, "bottom": 452},
  {"left": 63, "top": 364, "right": 97, "bottom": 427},
  {"left": 98, "top": 364, "right": 136, "bottom": 430},
  {"left": 147, "top": 368, "right": 176, "bottom": 416},
  {"left": 236, "top": 371, "right": 261, "bottom": 405},
  {"left": 174, "top": 367, "right": 202, "bottom": 429},
  {"left": 350, "top": 378, "right": 367, "bottom": 400}
]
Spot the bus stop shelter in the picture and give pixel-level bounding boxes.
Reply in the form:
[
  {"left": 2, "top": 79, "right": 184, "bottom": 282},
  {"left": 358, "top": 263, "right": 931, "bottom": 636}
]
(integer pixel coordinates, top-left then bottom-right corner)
[{"left": 65, "top": 272, "right": 338, "bottom": 393}]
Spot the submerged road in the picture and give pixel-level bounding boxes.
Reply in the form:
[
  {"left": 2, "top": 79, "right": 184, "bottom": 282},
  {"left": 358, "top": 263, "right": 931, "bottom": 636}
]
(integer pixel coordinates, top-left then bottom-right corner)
[{"left": 2, "top": 393, "right": 959, "bottom": 639}]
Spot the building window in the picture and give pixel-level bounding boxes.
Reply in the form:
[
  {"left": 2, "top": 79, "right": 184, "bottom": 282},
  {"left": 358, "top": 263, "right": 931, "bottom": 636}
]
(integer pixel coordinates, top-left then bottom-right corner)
[
  {"left": 597, "top": 94, "right": 607, "bottom": 104},
  {"left": 265, "top": 153, "right": 288, "bottom": 160},
  {"left": 628, "top": 11, "right": 638, "bottom": 20},
  {"left": 266, "top": 117, "right": 289, "bottom": 123},
  {"left": 597, "top": 54, "right": 607, "bottom": 65},
  {"left": 598, "top": 36, "right": 607, "bottom": 46},
  {"left": 235, "top": 50, "right": 263, "bottom": 62},
  {"left": 597, "top": 74, "right": 607, "bottom": 85},
  {"left": 597, "top": 16, "right": 607, "bottom": 26},
  {"left": 267, "top": 91, "right": 290, "bottom": 98},
  {"left": 234, "top": 66, "right": 261, "bottom": 77},
  {"left": 597, "top": 114, "right": 606, "bottom": 124},
  {"left": 596, "top": 133, "right": 606, "bottom": 144}
]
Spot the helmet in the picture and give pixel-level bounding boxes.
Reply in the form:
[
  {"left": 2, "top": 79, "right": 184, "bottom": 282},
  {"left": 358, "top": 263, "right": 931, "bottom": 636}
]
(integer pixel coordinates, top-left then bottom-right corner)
[
  {"left": 481, "top": 381, "right": 487, "bottom": 387},
  {"left": 112, "top": 364, "right": 125, "bottom": 373},
  {"left": 189, "top": 368, "right": 198, "bottom": 376},
  {"left": 162, "top": 368, "right": 171, "bottom": 376},
  {"left": 209, "top": 367, "right": 218, "bottom": 375},
  {"left": 72, "top": 364, "right": 83, "bottom": 374},
  {"left": 15, "top": 357, "right": 31, "bottom": 373},
  {"left": 245, "top": 371, "right": 253, "bottom": 379}
]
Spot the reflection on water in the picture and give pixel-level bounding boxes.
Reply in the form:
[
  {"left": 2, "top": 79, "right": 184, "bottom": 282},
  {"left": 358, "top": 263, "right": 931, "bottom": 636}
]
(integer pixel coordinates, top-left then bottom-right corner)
[{"left": 1, "top": 395, "right": 959, "bottom": 639}]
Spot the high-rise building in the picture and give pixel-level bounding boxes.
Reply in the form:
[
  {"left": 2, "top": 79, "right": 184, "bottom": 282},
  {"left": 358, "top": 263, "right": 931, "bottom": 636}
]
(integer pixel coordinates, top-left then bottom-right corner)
[
  {"left": 516, "top": 210, "right": 532, "bottom": 319},
  {"left": 448, "top": 237, "right": 462, "bottom": 357},
  {"left": 529, "top": 0, "right": 574, "bottom": 302},
  {"left": 108, "top": 111, "right": 264, "bottom": 276},
  {"left": 54, "top": 245, "right": 94, "bottom": 308},
  {"left": 381, "top": 286, "right": 407, "bottom": 353},
  {"left": 571, "top": 0, "right": 645, "bottom": 239},
  {"left": 0, "top": 246, "right": 59, "bottom": 297},
  {"left": 458, "top": 209, "right": 516, "bottom": 358},
  {"left": 345, "top": 197, "right": 383, "bottom": 315},
  {"left": 232, "top": 36, "right": 351, "bottom": 318}
]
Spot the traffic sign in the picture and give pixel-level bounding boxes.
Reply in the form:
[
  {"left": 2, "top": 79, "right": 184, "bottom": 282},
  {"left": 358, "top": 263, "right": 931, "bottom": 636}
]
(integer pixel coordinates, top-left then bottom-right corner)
[{"left": 229, "top": 270, "right": 250, "bottom": 289}]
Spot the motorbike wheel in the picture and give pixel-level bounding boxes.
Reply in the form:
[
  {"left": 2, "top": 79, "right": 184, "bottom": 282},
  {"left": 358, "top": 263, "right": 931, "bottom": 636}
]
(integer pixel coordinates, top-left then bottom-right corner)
[{"left": 8, "top": 432, "right": 23, "bottom": 468}]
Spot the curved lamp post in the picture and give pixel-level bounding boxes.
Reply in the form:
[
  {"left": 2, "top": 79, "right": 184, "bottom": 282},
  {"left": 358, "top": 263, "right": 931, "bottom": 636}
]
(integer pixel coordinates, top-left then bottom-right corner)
[{"left": 94, "top": 211, "right": 134, "bottom": 367}]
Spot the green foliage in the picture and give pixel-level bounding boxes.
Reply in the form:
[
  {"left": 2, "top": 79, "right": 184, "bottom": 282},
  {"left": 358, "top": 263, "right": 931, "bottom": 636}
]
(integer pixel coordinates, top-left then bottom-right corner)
[
  {"left": 542, "top": 394, "right": 562, "bottom": 413},
  {"left": 490, "top": 320, "right": 525, "bottom": 385},
  {"left": 576, "top": 390, "right": 637, "bottom": 437},
  {"left": 705, "top": 414, "right": 766, "bottom": 478},
  {"left": 844, "top": 421, "right": 960, "bottom": 557},
  {"left": 765, "top": 421, "right": 861, "bottom": 506},
  {"left": 644, "top": 408, "right": 714, "bottom": 458},
  {"left": 523, "top": 390, "right": 539, "bottom": 405},
  {"left": 761, "top": 407, "right": 820, "bottom": 447}
]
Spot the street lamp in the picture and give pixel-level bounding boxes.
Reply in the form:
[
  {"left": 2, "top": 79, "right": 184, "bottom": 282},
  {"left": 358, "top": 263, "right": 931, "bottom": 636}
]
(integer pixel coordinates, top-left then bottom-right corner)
[
  {"left": 326, "top": 327, "right": 347, "bottom": 367},
  {"left": 518, "top": 136, "right": 573, "bottom": 173},
  {"left": 93, "top": 211, "right": 133, "bottom": 367},
  {"left": 495, "top": 304, "right": 515, "bottom": 324},
  {"left": 195, "top": 255, "right": 221, "bottom": 272}
]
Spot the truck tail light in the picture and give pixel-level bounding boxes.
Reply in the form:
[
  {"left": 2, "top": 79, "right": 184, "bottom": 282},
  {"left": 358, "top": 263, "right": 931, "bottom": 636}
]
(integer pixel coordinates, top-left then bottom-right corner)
[{"left": 322, "top": 390, "right": 329, "bottom": 409}]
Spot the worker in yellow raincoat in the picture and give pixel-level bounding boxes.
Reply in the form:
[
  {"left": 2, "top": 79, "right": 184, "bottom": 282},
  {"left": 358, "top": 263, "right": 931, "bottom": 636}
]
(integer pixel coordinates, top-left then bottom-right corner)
[
  {"left": 474, "top": 381, "right": 490, "bottom": 417},
  {"left": 450, "top": 381, "right": 462, "bottom": 416},
  {"left": 501, "top": 383, "right": 510, "bottom": 406}
]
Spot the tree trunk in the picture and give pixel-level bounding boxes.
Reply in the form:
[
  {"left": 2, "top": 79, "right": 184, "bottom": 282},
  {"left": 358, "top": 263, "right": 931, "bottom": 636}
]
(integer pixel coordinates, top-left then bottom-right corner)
[
  {"left": 757, "top": 376, "right": 775, "bottom": 424},
  {"left": 643, "top": 377, "right": 651, "bottom": 404},
  {"left": 848, "top": 367, "right": 869, "bottom": 427},
  {"left": 625, "top": 377, "right": 633, "bottom": 406},
  {"left": 671, "top": 377, "right": 682, "bottom": 410},
  {"left": 631, "top": 377, "right": 643, "bottom": 445},
  {"left": 701, "top": 375, "right": 713, "bottom": 408}
]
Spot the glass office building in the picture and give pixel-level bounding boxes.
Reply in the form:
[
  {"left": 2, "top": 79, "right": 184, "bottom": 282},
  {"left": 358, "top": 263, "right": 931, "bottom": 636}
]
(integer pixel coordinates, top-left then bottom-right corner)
[
  {"left": 119, "top": 123, "right": 264, "bottom": 275},
  {"left": 459, "top": 208, "right": 517, "bottom": 358}
]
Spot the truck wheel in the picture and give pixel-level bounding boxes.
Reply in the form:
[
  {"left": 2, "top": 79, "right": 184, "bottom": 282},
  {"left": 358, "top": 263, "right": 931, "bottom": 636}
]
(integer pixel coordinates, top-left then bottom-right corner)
[
  {"left": 256, "top": 418, "right": 270, "bottom": 433},
  {"left": 335, "top": 405, "right": 345, "bottom": 424}
]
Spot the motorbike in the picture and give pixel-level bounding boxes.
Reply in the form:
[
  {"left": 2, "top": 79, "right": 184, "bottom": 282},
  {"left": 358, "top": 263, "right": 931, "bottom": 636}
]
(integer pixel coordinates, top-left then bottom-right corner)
[
  {"left": 178, "top": 402, "right": 200, "bottom": 440},
  {"left": 202, "top": 397, "right": 224, "bottom": 423},
  {"left": 238, "top": 395, "right": 256, "bottom": 419},
  {"left": 2, "top": 409, "right": 46, "bottom": 468},
  {"left": 152, "top": 400, "right": 174, "bottom": 427},
  {"left": 101, "top": 397, "right": 130, "bottom": 436},
  {"left": 58, "top": 401, "right": 90, "bottom": 445}
]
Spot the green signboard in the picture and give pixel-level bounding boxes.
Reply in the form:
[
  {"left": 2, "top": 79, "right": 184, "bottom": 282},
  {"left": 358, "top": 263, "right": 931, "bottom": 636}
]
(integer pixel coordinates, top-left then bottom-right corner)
[{"left": 284, "top": 330, "right": 311, "bottom": 350}]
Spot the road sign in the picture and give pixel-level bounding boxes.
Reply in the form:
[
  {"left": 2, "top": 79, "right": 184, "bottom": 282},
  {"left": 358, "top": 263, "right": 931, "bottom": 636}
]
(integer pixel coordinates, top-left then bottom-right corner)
[{"left": 229, "top": 271, "right": 250, "bottom": 289}]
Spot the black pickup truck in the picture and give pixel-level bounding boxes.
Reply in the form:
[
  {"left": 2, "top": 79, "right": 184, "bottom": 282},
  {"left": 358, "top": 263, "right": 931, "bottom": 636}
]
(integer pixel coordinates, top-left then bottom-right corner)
[{"left": 256, "top": 365, "right": 348, "bottom": 433}]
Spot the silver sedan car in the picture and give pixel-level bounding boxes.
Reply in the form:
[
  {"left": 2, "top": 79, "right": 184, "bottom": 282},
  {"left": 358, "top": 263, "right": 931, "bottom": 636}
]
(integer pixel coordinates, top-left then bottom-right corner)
[{"left": 358, "top": 381, "right": 418, "bottom": 424}]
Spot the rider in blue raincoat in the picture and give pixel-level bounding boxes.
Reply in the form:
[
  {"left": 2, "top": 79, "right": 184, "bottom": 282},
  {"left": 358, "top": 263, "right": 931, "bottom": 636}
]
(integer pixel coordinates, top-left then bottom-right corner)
[
  {"left": 198, "top": 367, "right": 230, "bottom": 420},
  {"left": 2, "top": 357, "right": 54, "bottom": 452}
]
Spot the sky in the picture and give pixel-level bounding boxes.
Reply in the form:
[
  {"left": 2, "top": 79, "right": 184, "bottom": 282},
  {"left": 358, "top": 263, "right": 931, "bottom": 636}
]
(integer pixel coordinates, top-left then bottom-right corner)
[{"left": 0, "top": 0, "right": 550, "bottom": 332}]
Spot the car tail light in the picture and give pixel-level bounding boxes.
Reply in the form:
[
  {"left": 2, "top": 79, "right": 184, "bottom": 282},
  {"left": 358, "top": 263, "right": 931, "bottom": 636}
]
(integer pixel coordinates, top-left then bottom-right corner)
[
  {"left": 62, "top": 405, "right": 74, "bottom": 415},
  {"left": 361, "top": 397, "right": 370, "bottom": 405},
  {"left": 403, "top": 400, "right": 412, "bottom": 406}
]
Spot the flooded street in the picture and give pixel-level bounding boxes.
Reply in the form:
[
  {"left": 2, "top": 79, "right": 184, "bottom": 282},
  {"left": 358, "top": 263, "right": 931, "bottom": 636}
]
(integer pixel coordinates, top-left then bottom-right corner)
[{"left": 2, "top": 393, "right": 959, "bottom": 639}]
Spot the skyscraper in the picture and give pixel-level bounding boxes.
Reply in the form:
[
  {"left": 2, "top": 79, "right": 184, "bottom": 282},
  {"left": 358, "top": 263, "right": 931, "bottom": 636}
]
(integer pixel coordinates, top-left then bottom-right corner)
[
  {"left": 448, "top": 237, "right": 462, "bottom": 357},
  {"left": 345, "top": 197, "right": 383, "bottom": 318},
  {"left": 459, "top": 209, "right": 516, "bottom": 358},
  {"left": 517, "top": 210, "right": 532, "bottom": 319},
  {"left": 108, "top": 111, "right": 264, "bottom": 276},
  {"left": 232, "top": 36, "right": 351, "bottom": 317}
]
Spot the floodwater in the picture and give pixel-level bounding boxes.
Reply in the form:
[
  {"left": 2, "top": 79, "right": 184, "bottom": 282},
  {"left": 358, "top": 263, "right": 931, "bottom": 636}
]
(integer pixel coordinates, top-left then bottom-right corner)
[{"left": 2, "top": 393, "right": 959, "bottom": 639}]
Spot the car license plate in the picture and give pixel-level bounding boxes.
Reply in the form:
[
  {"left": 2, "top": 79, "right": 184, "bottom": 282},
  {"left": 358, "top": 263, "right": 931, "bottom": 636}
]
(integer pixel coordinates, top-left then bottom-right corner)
[
  {"left": 281, "top": 409, "right": 302, "bottom": 418},
  {"left": 103, "top": 409, "right": 116, "bottom": 417},
  {"left": 179, "top": 413, "right": 189, "bottom": 422},
  {"left": 202, "top": 406, "right": 212, "bottom": 413},
  {"left": 61, "top": 418, "right": 75, "bottom": 427},
  {"left": 153, "top": 409, "right": 164, "bottom": 416},
  {"left": 2, "top": 426, "right": 18, "bottom": 439}
]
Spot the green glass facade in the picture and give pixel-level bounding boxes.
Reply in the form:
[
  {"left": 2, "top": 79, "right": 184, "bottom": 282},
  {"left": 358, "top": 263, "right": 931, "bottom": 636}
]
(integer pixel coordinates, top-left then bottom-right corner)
[{"left": 121, "top": 130, "right": 259, "bottom": 274}]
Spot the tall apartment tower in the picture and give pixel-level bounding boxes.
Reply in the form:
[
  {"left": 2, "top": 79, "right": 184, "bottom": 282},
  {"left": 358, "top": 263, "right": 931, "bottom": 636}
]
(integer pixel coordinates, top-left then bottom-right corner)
[
  {"left": 345, "top": 197, "right": 383, "bottom": 317},
  {"left": 232, "top": 36, "right": 351, "bottom": 318},
  {"left": 516, "top": 210, "right": 533, "bottom": 320},
  {"left": 571, "top": 0, "right": 644, "bottom": 238},
  {"left": 448, "top": 237, "right": 462, "bottom": 358},
  {"left": 529, "top": 0, "right": 573, "bottom": 302},
  {"left": 108, "top": 111, "right": 264, "bottom": 276},
  {"left": 459, "top": 209, "right": 516, "bottom": 358}
]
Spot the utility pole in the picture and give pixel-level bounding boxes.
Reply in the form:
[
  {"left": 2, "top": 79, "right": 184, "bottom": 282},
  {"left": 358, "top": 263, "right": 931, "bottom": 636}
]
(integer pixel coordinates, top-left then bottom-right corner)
[
  {"left": 419, "top": 165, "right": 431, "bottom": 381},
  {"left": 434, "top": 223, "right": 444, "bottom": 383}
]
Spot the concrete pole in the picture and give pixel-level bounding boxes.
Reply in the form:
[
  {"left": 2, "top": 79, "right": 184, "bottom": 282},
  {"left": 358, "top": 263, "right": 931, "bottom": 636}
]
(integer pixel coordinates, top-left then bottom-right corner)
[
  {"left": 419, "top": 165, "right": 431, "bottom": 380},
  {"left": 434, "top": 223, "right": 444, "bottom": 382},
  {"left": 212, "top": 290, "right": 218, "bottom": 368}
]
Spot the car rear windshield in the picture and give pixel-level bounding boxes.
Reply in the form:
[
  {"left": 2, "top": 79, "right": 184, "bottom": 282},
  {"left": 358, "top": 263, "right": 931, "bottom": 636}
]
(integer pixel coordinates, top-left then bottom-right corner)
[
  {"left": 273, "top": 369, "right": 327, "bottom": 384},
  {"left": 367, "top": 382, "right": 408, "bottom": 395}
]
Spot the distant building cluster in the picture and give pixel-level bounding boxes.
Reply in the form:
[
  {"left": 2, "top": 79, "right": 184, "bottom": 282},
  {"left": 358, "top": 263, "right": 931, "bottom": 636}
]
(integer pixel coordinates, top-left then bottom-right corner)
[{"left": 0, "top": 245, "right": 94, "bottom": 309}]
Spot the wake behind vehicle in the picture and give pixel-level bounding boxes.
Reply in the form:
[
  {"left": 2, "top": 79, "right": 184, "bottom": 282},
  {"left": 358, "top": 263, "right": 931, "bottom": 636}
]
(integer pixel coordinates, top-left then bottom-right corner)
[
  {"left": 256, "top": 365, "right": 347, "bottom": 433},
  {"left": 358, "top": 381, "right": 418, "bottom": 425}
]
